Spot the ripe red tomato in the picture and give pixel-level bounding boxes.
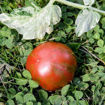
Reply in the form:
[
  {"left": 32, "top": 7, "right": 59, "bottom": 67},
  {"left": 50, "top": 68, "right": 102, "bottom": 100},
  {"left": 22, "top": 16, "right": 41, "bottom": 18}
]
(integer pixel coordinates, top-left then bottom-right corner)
[{"left": 26, "top": 42, "right": 77, "bottom": 91}]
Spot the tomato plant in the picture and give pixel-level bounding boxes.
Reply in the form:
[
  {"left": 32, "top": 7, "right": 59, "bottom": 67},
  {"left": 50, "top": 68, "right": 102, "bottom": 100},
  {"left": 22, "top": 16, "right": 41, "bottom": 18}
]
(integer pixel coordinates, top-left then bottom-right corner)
[{"left": 26, "top": 42, "right": 77, "bottom": 91}]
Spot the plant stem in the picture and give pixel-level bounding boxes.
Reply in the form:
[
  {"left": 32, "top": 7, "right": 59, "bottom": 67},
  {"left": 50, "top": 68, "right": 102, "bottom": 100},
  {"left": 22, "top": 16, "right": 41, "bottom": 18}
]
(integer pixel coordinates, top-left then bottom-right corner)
[
  {"left": 81, "top": 46, "right": 105, "bottom": 65},
  {"left": 56, "top": 0, "right": 85, "bottom": 9},
  {"left": 91, "top": 7, "right": 105, "bottom": 16},
  {"left": 49, "top": 0, "right": 56, "bottom": 5},
  {"left": 55, "top": 0, "right": 105, "bottom": 16}
]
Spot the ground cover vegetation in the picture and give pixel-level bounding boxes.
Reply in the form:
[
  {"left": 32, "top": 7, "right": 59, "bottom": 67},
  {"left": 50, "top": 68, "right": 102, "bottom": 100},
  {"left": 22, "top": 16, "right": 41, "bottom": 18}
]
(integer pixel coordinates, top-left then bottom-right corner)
[{"left": 0, "top": 0, "right": 105, "bottom": 105}]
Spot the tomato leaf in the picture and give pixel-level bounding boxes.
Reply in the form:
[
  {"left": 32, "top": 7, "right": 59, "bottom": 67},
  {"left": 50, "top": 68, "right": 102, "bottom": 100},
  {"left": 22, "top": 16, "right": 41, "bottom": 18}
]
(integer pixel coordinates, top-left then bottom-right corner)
[
  {"left": 75, "top": 9, "right": 100, "bottom": 37},
  {"left": 0, "top": 3, "right": 61, "bottom": 40},
  {"left": 83, "top": 0, "right": 95, "bottom": 6}
]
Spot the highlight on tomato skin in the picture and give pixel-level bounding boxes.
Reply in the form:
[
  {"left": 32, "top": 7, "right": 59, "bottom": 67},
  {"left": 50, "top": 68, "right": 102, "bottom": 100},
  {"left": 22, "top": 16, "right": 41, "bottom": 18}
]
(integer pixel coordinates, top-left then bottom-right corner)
[{"left": 26, "top": 42, "right": 77, "bottom": 91}]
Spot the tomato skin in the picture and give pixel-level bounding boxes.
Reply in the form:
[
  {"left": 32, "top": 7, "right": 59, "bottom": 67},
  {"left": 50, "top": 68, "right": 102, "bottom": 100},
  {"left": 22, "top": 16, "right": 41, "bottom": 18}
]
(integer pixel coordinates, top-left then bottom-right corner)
[{"left": 26, "top": 42, "right": 77, "bottom": 91}]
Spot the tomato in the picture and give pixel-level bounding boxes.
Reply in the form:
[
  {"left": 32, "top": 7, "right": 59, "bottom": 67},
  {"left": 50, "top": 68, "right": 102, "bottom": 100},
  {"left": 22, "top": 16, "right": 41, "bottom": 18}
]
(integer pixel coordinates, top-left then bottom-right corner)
[{"left": 26, "top": 42, "right": 77, "bottom": 91}]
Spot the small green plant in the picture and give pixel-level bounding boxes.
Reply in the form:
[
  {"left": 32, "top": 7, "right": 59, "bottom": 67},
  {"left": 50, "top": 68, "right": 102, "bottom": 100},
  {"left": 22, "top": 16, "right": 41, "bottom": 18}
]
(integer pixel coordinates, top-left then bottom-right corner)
[{"left": 0, "top": 0, "right": 105, "bottom": 105}]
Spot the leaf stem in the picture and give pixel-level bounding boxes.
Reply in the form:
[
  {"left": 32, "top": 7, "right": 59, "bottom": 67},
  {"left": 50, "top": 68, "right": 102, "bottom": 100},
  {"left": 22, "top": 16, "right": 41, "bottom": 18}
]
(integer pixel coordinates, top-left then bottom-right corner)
[
  {"left": 55, "top": 0, "right": 105, "bottom": 16},
  {"left": 56, "top": 0, "right": 85, "bottom": 9},
  {"left": 49, "top": 0, "right": 56, "bottom": 5},
  {"left": 90, "top": 7, "right": 105, "bottom": 16}
]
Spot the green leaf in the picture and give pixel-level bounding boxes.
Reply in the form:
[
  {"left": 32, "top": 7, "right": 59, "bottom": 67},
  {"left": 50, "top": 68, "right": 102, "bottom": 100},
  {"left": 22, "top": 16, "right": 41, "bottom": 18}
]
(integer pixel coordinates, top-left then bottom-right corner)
[
  {"left": 22, "top": 70, "right": 32, "bottom": 79},
  {"left": 79, "top": 100, "right": 88, "bottom": 105},
  {"left": 79, "top": 82, "right": 89, "bottom": 90},
  {"left": 16, "top": 72, "right": 22, "bottom": 78},
  {"left": 38, "top": 89, "right": 48, "bottom": 101},
  {"left": 37, "top": 102, "right": 41, "bottom": 105},
  {"left": 49, "top": 95, "right": 62, "bottom": 105},
  {"left": 89, "top": 38, "right": 95, "bottom": 44},
  {"left": 18, "top": 42, "right": 33, "bottom": 57},
  {"left": 97, "top": 39, "right": 104, "bottom": 47},
  {"left": 25, "top": 0, "right": 36, "bottom": 7},
  {"left": 16, "top": 78, "right": 28, "bottom": 85},
  {"left": 0, "top": 26, "right": 15, "bottom": 48},
  {"left": 61, "top": 84, "right": 70, "bottom": 96},
  {"left": 75, "top": 9, "right": 100, "bottom": 37},
  {"left": 0, "top": 93, "right": 3, "bottom": 98},
  {"left": 95, "top": 47, "right": 103, "bottom": 54},
  {"left": 29, "top": 80, "right": 39, "bottom": 88},
  {"left": 94, "top": 25, "right": 100, "bottom": 32},
  {"left": 0, "top": 3, "right": 61, "bottom": 40},
  {"left": 74, "top": 91, "right": 83, "bottom": 100},
  {"left": 8, "top": 88, "right": 16, "bottom": 95},
  {"left": 43, "top": 102, "right": 51, "bottom": 105},
  {"left": 69, "top": 101, "right": 77, "bottom": 105},
  {"left": 93, "top": 33, "right": 100, "bottom": 40},
  {"left": 20, "top": 57, "right": 27, "bottom": 65},
  {"left": 7, "top": 99, "right": 15, "bottom": 105},
  {"left": 0, "top": 26, "right": 11, "bottom": 37},
  {"left": 67, "top": 96, "right": 74, "bottom": 101},
  {"left": 4, "top": 36, "right": 14, "bottom": 48},
  {"left": 15, "top": 93, "right": 24, "bottom": 104},
  {"left": 24, "top": 93, "right": 36, "bottom": 102},
  {"left": 68, "top": 43, "right": 81, "bottom": 52},
  {"left": 101, "top": 17, "right": 105, "bottom": 29},
  {"left": 26, "top": 102, "right": 33, "bottom": 105},
  {"left": 83, "top": 0, "right": 95, "bottom": 6},
  {"left": 82, "top": 74, "right": 90, "bottom": 82}
]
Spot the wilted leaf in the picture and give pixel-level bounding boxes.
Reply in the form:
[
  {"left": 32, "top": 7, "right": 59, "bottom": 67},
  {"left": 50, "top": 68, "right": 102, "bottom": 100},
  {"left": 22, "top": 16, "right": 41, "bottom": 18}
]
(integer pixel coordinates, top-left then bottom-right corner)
[
  {"left": 75, "top": 9, "right": 100, "bottom": 37},
  {"left": 83, "top": 0, "right": 95, "bottom": 6},
  {"left": 0, "top": 3, "right": 61, "bottom": 40}
]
